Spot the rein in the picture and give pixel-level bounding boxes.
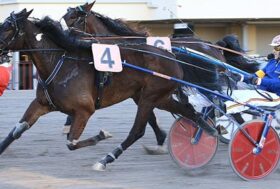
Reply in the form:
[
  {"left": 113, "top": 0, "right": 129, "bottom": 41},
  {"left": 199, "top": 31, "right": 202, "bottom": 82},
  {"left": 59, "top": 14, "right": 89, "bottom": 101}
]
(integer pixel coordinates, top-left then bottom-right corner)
[
  {"left": 121, "top": 46, "right": 218, "bottom": 74},
  {"left": 82, "top": 36, "right": 146, "bottom": 40},
  {"left": 80, "top": 35, "right": 248, "bottom": 58},
  {"left": 1, "top": 48, "right": 65, "bottom": 54},
  {"left": 171, "top": 41, "right": 248, "bottom": 57}
]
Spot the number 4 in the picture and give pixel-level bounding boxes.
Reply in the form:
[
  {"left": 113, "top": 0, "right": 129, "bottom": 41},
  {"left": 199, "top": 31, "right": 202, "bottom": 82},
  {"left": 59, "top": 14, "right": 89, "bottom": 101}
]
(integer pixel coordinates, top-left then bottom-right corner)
[{"left": 101, "top": 48, "right": 115, "bottom": 68}]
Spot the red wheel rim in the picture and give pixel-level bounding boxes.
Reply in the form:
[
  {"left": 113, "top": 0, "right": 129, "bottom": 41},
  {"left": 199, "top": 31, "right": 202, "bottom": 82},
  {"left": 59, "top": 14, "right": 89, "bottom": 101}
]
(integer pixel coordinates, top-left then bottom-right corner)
[
  {"left": 230, "top": 120, "right": 280, "bottom": 180},
  {"left": 168, "top": 117, "right": 218, "bottom": 169}
]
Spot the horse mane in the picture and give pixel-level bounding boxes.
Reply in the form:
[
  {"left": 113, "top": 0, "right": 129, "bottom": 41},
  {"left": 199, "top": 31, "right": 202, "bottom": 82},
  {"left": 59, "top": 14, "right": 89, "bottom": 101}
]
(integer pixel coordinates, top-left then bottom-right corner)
[
  {"left": 35, "top": 16, "right": 93, "bottom": 52},
  {"left": 93, "top": 12, "right": 149, "bottom": 37}
]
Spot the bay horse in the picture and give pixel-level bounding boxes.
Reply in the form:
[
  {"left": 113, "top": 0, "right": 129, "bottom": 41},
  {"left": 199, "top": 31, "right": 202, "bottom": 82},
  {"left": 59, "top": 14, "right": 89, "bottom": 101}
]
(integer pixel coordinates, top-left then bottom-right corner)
[
  {"left": 61, "top": 1, "right": 258, "bottom": 148},
  {"left": 62, "top": 1, "right": 259, "bottom": 74},
  {"left": 61, "top": 2, "right": 225, "bottom": 153},
  {"left": 0, "top": 9, "right": 216, "bottom": 170},
  {"left": 62, "top": 0, "right": 262, "bottom": 128}
]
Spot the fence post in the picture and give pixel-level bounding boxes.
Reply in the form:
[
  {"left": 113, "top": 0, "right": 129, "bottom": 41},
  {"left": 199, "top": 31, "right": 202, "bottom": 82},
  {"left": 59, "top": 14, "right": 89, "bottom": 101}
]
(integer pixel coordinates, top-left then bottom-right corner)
[{"left": 12, "top": 52, "right": 20, "bottom": 90}]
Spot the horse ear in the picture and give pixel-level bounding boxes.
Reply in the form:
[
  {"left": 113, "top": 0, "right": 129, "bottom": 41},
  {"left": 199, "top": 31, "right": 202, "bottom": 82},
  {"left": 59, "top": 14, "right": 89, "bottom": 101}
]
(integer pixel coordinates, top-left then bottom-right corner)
[
  {"left": 19, "top": 8, "right": 27, "bottom": 14},
  {"left": 24, "top": 9, "right": 33, "bottom": 18},
  {"left": 85, "top": 1, "right": 95, "bottom": 12},
  {"left": 14, "top": 8, "right": 26, "bottom": 17}
]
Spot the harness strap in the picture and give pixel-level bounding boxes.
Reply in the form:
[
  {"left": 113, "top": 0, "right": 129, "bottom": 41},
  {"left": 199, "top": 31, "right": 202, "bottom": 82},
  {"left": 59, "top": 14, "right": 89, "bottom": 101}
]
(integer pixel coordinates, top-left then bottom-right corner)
[
  {"left": 37, "top": 55, "right": 65, "bottom": 109},
  {"left": 95, "top": 72, "right": 112, "bottom": 109},
  {"left": 79, "top": 35, "right": 248, "bottom": 58}
]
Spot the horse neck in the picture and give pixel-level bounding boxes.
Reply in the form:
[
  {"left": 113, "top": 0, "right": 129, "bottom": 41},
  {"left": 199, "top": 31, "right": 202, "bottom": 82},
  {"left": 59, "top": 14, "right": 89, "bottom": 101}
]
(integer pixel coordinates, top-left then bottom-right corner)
[
  {"left": 23, "top": 21, "right": 64, "bottom": 80},
  {"left": 86, "top": 13, "right": 115, "bottom": 36}
]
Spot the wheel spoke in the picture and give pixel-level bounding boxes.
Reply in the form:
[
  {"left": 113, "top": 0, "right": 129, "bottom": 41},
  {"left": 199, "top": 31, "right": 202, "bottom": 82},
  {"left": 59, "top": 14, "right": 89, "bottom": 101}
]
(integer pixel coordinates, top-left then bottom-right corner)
[
  {"left": 169, "top": 118, "right": 217, "bottom": 169},
  {"left": 230, "top": 120, "right": 280, "bottom": 180}
]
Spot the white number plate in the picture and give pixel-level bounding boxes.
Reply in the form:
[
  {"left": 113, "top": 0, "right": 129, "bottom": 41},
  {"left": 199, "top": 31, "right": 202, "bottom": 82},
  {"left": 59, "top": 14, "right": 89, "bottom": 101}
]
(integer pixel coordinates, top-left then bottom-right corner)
[
  {"left": 92, "top": 44, "right": 123, "bottom": 72},
  {"left": 146, "top": 37, "right": 171, "bottom": 52}
]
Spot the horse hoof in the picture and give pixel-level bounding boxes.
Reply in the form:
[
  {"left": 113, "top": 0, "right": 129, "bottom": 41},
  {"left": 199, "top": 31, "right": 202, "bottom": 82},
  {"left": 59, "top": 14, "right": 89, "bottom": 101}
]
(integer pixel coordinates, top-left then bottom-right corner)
[
  {"left": 99, "top": 129, "right": 113, "bottom": 139},
  {"left": 142, "top": 145, "right": 168, "bottom": 155},
  {"left": 92, "top": 162, "right": 106, "bottom": 171},
  {"left": 66, "top": 143, "right": 77, "bottom": 151},
  {"left": 62, "top": 125, "right": 70, "bottom": 135}
]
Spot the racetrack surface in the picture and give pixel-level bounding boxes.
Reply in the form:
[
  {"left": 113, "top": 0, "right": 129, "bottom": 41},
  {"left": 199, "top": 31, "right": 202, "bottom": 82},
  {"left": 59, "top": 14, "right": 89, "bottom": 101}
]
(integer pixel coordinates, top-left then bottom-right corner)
[{"left": 0, "top": 90, "right": 280, "bottom": 189}]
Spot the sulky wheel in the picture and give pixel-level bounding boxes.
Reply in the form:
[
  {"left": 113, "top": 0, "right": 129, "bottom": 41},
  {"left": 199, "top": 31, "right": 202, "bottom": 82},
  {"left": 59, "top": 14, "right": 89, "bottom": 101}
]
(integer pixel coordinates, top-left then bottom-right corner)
[
  {"left": 229, "top": 120, "right": 280, "bottom": 180},
  {"left": 168, "top": 117, "right": 218, "bottom": 170},
  {"left": 216, "top": 113, "right": 249, "bottom": 144}
]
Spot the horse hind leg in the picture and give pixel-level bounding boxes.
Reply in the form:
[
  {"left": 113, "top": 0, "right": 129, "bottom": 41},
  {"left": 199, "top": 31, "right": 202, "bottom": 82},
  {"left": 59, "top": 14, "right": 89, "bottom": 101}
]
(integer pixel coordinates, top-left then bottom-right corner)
[
  {"left": 147, "top": 112, "right": 166, "bottom": 146},
  {"left": 157, "top": 98, "right": 219, "bottom": 137},
  {"left": 133, "top": 94, "right": 167, "bottom": 145},
  {"left": 142, "top": 112, "right": 168, "bottom": 155},
  {"left": 0, "top": 99, "right": 50, "bottom": 155},
  {"left": 132, "top": 96, "right": 167, "bottom": 155},
  {"left": 62, "top": 115, "right": 72, "bottom": 135}
]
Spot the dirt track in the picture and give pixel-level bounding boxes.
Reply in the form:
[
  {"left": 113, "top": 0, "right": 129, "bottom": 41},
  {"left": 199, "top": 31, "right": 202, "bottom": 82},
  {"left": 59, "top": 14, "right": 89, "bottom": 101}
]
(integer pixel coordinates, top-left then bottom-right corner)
[{"left": 0, "top": 90, "right": 280, "bottom": 189}]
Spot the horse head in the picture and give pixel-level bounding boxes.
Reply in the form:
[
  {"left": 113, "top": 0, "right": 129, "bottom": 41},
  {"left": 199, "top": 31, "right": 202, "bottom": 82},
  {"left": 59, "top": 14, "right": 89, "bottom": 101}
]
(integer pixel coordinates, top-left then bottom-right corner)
[
  {"left": 63, "top": 1, "right": 95, "bottom": 28},
  {"left": 0, "top": 9, "right": 33, "bottom": 52},
  {"left": 216, "top": 34, "right": 260, "bottom": 73},
  {"left": 62, "top": 2, "right": 148, "bottom": 37}
]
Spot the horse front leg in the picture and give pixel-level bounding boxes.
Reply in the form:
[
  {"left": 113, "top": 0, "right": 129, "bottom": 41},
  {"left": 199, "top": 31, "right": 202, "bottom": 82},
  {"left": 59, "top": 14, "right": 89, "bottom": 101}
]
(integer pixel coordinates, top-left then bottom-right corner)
[
  {"left": 93, "top": 100, "right": 153, "bottom": 171},
  {"left": 66, "top": 109, "right": 101, "bottom": 150},
  {"left": 0, "top": 99, "right": 50, "bottom": 155},
  {"left": 67, "top": 129, "right": 112, "bottom": 150}
]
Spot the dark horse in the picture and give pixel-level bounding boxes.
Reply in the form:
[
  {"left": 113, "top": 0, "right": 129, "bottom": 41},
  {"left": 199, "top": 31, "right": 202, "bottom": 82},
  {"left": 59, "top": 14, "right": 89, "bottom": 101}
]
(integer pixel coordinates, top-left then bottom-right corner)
[
  {"left": 62, "top": 1, "right": 259, "bottom": 74},
  {"left": 216, "top": 34, "right": 260, "bottom": 73},
  {"left": 61, "top": 2, "right": 226, "bottom": 153},
  {"left": 63, "top": 2, "right": 225, "bottom": 90},
  {"left": 61, "top": 1, "right": 259, "bottom": 145},
  {"left": 0, "top": 9, "right": 216, "bottom": 170}
]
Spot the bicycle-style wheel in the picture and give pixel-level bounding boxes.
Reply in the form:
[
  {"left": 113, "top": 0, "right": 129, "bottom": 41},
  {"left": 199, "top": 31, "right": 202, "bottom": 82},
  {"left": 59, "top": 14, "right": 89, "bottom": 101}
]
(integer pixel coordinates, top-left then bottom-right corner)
[
  {"left": 229, "top": 120, "right": 280, "bottom": 180},
  {"left": 168, "top": 117, "right": 218, "bottom": 169}
]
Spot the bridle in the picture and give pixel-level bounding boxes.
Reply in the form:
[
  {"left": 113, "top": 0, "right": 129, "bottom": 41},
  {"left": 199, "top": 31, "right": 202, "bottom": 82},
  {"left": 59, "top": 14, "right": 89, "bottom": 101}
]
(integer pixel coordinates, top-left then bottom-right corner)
[
  {"left": 63, "top": 6, "right": 89, "bottom": 33},
  {"left": 0, "top": 12, "right": 23, "bottom": 55}
]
